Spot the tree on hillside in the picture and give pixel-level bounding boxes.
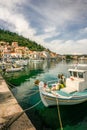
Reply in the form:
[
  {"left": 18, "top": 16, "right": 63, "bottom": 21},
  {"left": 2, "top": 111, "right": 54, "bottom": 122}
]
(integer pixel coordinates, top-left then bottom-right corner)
[{"left": 0, "top": 29, "right": 45, "bottom": 51}]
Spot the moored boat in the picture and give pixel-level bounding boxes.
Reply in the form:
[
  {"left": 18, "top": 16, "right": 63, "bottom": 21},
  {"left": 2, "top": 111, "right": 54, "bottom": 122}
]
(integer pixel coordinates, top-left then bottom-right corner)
[
  {"left": 39, "top": 64, "right": 87, "bottom": 107},
  {"left": 6, "top": 64, "right": 24, "bottom": 73}
]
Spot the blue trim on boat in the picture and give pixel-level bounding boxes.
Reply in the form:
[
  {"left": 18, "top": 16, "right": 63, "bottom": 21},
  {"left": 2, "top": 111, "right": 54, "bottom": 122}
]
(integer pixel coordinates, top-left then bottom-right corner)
[{"left": 55, "top": 89, "right": 87, "bottom": 97}]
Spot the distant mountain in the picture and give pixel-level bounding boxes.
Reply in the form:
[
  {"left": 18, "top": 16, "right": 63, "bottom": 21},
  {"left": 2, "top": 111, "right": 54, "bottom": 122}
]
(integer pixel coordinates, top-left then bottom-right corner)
[{"left": 0, "top": 29, "right": 45, "bottom": 51}]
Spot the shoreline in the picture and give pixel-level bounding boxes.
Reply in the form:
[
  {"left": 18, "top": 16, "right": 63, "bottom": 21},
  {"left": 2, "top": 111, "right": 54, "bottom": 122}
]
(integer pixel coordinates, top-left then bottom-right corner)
[{"left": 0, "top": 75, "right": 36, "bottom": 130}]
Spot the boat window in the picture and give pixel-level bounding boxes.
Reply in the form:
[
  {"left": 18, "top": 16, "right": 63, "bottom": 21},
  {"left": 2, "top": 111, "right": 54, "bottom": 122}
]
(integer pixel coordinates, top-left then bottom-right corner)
[
  {"left": 69, "top": 71, "right": 73, "bottom": 76},
  {"left": 78, "top": 72, "right": 83, "bottom": 78},
  {"left": 73, "top": 72, "right": 77, "bottom": 77}
]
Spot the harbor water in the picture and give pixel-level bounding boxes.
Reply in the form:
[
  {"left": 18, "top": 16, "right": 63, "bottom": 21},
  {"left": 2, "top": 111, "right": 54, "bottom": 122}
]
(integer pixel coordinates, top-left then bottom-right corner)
[{"left": 3, "top": 60, "right": 87, "bottom": 130}]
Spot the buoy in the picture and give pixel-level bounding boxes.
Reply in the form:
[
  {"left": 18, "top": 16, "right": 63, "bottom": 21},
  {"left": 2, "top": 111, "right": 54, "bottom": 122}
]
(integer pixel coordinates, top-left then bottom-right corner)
[{"left": 34, "top": 79, "right": 40, "bottom": 85}]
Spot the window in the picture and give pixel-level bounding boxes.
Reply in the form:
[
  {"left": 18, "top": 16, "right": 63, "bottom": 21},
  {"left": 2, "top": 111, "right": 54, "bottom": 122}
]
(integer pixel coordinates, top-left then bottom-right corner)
[
  {"left": 73, "top": 72, "right": 77, "bottom": 77},
  {"left": 69, "top": 71, "right": 73, "bottom": 76},
  {"left": 78, "top": 72, "right": 83, "bottom": 78}
]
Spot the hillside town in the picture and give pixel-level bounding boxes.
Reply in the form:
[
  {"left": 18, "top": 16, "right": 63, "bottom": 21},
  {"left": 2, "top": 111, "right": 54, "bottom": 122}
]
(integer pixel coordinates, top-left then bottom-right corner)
[
  {"left": 0, "top": 41, "right": 87, "bottom": 62},
  {"left": 0, "top": 41, "right": 60, "bottom": 61}
]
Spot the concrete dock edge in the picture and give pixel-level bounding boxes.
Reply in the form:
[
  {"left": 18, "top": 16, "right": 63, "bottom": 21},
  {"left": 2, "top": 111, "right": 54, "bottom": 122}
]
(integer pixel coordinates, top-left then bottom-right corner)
[{"left": 0, "top": 75, "right": 36, "bottom": 130}]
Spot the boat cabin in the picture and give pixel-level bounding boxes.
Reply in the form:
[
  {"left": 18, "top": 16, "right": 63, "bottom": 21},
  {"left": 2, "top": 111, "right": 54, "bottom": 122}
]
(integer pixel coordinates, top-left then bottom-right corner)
[
  {"left": 68, "top": 69, "right": 87, "bottom": 79},
  {"left": 61, "top": 69, "right": 87, "bottom": 93}
]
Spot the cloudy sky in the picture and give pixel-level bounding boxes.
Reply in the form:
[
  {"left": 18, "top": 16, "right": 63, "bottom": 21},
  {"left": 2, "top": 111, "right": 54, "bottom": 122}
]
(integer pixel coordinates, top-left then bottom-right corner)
[{"left": 0, "top": 0, "right": 87, "bottom": 54}]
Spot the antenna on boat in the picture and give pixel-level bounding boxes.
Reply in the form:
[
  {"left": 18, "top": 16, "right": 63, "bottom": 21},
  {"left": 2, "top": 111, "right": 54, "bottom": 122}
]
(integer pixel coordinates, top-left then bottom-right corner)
[{"left": 74, "top": 62, "right": 79, "bottom": 69}]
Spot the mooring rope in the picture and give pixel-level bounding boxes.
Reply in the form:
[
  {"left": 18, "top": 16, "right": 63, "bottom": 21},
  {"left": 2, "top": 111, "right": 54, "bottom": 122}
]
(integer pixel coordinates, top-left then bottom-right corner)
[
  {"left": 4, "top": 99, "right": 42, "bottom": 129},
  {"left": 0, "top": 80, "right": 41, "bottom": 130},
  {"left": 4, "top": 79, "right": 63, "bottom": 130},
  {"left": 5, "top": 79, "right": 41, "bottom": 100},
  {"left": 39, "top": 80, "right": 64, "bottom": 130},
  {"left": 51, "top": 90, "right": 63, "bottom": 130},
  {"left": 19, "top": 90, "right": 39, "bottom": 100},
  {"left": 5, "top": 80, "right": 18, "bottom": 88},
  {"left": 56, "top": 95, "right": 63, "bottom": 130}
]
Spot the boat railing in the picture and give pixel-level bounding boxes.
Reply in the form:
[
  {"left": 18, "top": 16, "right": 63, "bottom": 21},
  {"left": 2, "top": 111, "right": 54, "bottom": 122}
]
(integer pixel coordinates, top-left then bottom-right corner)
[
  {"left": 47, "top": 80, "right": 58, "bottom": 87},
  {"left": 69, "top": 64, "right": 87, "bottom": 70}
]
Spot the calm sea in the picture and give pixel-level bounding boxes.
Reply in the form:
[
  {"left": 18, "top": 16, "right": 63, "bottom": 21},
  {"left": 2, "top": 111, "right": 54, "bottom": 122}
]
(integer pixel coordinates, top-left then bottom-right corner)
[{"left": 4, "top": 60, "right": 87, "bottom": 130}]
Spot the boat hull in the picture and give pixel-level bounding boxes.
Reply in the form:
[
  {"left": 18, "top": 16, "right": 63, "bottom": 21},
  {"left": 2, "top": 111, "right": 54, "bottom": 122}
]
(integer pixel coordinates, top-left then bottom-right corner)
[
  {"left": 6, "top": 67, "right": 23, "bottom": 72},
  {"left": 40, "top": 92, "right": 87, "bottom": 107},
  {"left": 39, "top": 81, "right": 87, "bottom": 107}
]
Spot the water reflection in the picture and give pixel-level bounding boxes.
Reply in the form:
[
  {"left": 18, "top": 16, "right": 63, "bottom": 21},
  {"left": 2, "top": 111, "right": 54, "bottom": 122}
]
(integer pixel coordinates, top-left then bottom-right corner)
[{"left": 4, "top": 59, "right": 87, "bottom": 130}]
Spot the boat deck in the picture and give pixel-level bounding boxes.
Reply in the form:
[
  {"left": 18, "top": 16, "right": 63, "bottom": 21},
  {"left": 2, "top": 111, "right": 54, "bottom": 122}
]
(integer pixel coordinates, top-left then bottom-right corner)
[{"left": 55, "top": 89, "right": 87, "bottom": 97}]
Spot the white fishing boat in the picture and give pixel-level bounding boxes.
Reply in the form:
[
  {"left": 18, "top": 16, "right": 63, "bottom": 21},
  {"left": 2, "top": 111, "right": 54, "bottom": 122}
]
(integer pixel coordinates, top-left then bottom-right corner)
[
  {"left": 39, "top": 64, "right": 87, "bottom": 107},
  {"left": 6, "top": 64, "right": 24, "bottom": 73},
  {"left": 15, "top": 60, "right": 28, "bottom": 66}
]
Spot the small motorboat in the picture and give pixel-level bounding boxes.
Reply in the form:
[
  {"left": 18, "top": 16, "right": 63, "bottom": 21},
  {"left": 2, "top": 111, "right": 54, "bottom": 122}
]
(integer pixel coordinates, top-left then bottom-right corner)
[
  {"left": 39, "top": 64, "right": 87, "bottom": 107},
  {"left": 6, "top": 64, "right": 24, "bottom": 73}
]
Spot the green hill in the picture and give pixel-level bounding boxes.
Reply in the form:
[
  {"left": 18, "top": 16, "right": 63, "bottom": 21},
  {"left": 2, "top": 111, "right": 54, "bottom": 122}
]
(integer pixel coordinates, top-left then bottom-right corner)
[{"left": 0, "top": 29, "right": 45, "bottom": 51}]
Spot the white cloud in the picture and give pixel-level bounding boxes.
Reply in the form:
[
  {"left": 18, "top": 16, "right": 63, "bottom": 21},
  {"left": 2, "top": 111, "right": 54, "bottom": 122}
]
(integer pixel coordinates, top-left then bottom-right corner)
[
  {"left": 79, "top": 27, "right": 87, "bottom": 34},
  {"left": 0, "top": 0, "right": 26, "bottom": 7},
  {"left": 44, "top": 27, "right": 56, "bottom": 33},
  {"left": 36, "top": 32, "right": 60, "bottom": 41},
  {"left": 28, "top": 0, "right": 86, "bottom": 28},
  {"left": 0, "top": 0, "right": 36, "bottom": 38},
  {"left": 45, "top": 39, "right": 87, "bottom": 54},
  {"left": 0, "top": 0, "right": 87, "bottom": 54}
]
